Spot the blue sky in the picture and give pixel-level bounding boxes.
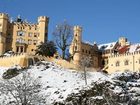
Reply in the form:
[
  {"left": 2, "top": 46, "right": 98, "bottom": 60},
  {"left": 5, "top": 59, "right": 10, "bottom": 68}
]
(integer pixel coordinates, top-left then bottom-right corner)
[{"left": 0, "top": 0, "right": 140, "bottom": 44}]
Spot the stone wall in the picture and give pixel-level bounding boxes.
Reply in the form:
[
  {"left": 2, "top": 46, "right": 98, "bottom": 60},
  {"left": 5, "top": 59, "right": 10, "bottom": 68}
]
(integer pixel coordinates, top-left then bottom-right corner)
[{"left": 0, "top": 53, "right": 29, "bottom": 67}]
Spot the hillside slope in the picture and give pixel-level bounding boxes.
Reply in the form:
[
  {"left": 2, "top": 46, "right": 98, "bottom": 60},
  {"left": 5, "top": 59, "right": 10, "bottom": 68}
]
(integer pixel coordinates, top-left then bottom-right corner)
[{"left": 0, "top": 61, "right": 140, "bottom": 105}]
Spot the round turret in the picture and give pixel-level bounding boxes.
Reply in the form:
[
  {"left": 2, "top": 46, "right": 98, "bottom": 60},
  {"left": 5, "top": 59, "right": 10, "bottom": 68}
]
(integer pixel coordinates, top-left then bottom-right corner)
[{"left": 73, "top": 53, "right": 81, "bottom": 65}]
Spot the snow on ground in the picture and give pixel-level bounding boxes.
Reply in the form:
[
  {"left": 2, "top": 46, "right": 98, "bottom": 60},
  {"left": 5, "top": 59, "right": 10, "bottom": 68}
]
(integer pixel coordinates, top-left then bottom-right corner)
[
  {"left": 0, "top": 61, "right": 110, "bottom": 104},
  {"left": 0, "top": 61, "right": 140, "bottom": 104},
  {"left": 27, "top": 62, "right": 110, "bottom": 104}
]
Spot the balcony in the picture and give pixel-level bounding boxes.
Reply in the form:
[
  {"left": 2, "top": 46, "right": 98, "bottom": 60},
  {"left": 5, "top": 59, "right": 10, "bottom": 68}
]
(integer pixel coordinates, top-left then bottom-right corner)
[{"left": 16, "top": 41, "right": 27, "bottom": 46}]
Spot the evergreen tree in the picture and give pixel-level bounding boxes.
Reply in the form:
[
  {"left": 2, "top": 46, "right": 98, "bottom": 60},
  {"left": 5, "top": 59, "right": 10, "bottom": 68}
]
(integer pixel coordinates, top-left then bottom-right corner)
[{"left": 35, "top": 41, "right": 57, "bottom": 57}]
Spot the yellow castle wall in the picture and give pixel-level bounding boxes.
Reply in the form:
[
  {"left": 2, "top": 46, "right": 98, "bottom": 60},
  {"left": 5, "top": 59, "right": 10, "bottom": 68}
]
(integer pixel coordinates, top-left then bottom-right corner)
[
  {"left": 0, "top": 53, "right": 29, "bottom": 67},
  {"left": 107, "top": 52, "right": 140, "bottom": 73}
]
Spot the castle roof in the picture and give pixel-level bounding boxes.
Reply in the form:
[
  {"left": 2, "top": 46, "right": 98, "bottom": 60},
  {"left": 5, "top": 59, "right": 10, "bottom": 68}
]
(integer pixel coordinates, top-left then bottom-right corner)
[
  {"left": 83, "top": 41, "right": 94, "bottom": 46},
  {"left": 98, "top": 42, "right": 117, "bottom": 51},
  {"left": 129, "top": 43, "right": 140, "bottom": 53}
]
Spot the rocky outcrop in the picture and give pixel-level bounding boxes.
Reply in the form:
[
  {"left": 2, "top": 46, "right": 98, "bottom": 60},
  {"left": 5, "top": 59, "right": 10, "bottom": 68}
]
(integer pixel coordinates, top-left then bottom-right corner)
[{"left": 54, "top": 72, "right": 140, "bottom": 105}]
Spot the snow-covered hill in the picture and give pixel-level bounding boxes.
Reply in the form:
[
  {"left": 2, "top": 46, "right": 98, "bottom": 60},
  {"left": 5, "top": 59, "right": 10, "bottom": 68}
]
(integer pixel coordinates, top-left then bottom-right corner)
[{"left": 0, "top": 61, "right": 140, "bottom": 105}]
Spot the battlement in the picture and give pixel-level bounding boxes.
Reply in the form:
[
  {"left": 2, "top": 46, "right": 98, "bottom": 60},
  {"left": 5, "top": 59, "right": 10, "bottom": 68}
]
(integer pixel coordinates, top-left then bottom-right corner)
[
  {"left": 109, "top": 51, "right": 140, "bottom": 58},
  {"left": 14, "top": 23, "right": 38, "bottom": 28},
  {"left": 0, "top": 13, "right": 9, "bottom": 19},
  {"left": 38, "top": 16, "right": 49, "bottom": 22},
  {"left": 74, "top": 25, "right": 82, "bottom": 32},
  {"left": 0, "top": 53, "right": 27, "bottom": 59},
  {"left": 0, "top": 53, "right": 31, "bottom": 67}
]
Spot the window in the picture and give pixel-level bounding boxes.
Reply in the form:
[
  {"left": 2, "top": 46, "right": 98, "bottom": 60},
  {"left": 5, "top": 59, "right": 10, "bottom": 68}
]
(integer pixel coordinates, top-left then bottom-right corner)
[
  {"left": 16, "top": 46, "right": 19, "bottom": 52},
  {"left": 8, "top": 33, "right": 11, "bottom": 36},
  {"left": 28, "top": 39, "right": 32, "bottom": 45},
  {"left": 29, "top": 26, "right": 31, "bottom": 30},
  {"left": 17, "top": 31, "right": 25, "bottom": 36},
  {"left": 28, "top": 32, "right": 32, "bottom": 37},
  {"left": 75, "top": 46, "right": 77, "bottom": 51},
  {"left": 86, "top": 50, "right": 87, "bottom": 53},
  {"left": 33, "top": 40, "right": 37, "bottom": 45},
  {"left": 21, "top": 46, "right": 23, "bottom": 53},
  {"left": 116, "top": 61, "right": 120, "bottom": 67},
  {"left": 82, "top": 49, "right": 84, "bottom": 53},
  {"left": 0, "top": 32, "right": 2, "bottom": 35},
  {"left": 16, "top": 38, "right": 25, "bottom": 44},
  {"left": 89, "top": 51, "right": 91, "bottom": 54},
  {"left": 34, "top": 33, "right": 37, "bottom": 37},
  {"left": 124, "top": 60, "right": 129, "bottom": 65}
]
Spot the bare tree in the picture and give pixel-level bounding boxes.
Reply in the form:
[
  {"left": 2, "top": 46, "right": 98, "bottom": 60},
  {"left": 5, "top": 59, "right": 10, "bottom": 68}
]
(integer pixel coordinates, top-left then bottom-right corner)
[
  {"left": 53, "top": 20, "right": 73, "bottom": 59},
  {"left": 80, "top": 56, "right": 92, "bottom": 85},
  {"left": 0, "top": 71, "right": 46, "bottom": 105}
]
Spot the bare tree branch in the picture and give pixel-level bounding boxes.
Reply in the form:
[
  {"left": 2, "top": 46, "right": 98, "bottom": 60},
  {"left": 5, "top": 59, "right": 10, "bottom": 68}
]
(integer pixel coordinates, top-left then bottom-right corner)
[
  {"left": 0, "top": 71, "right": 46, "bottom": 105},
  {"left": 53, "top": 21, "right": 73, "bottom": 59}
]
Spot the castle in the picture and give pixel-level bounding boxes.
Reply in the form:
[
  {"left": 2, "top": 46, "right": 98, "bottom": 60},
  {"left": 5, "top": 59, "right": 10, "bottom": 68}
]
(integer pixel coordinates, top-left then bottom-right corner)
[
  {"left": 0, "top": 13, "right": 49, "bottom": 67},
  {"left": 0, "top": 13, "right": 49, "bottom": 55},
  {"left": 0, "top": 12, "right": 140, "bottom": 73},
  {"left": 69, "top": 26, "right": 140, "bottom": 73}
]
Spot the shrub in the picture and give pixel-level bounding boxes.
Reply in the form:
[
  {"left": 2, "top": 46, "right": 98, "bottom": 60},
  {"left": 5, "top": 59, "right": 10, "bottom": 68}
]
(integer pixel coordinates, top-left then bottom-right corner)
[
  {"left": 2, "top": 67, "right": 21, "bottom": 79},
  {"left": 35, "top": 41, "right": 57, "bottom": 57}
]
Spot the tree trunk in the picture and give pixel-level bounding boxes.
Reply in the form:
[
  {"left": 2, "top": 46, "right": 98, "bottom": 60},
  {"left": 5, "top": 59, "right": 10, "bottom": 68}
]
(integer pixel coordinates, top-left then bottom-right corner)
[
  {"left": 84, "top": 67, "right": 87, "bottom": 85},
  {"left": 62, "top": 50, "right": 65, "bottom": 59}
]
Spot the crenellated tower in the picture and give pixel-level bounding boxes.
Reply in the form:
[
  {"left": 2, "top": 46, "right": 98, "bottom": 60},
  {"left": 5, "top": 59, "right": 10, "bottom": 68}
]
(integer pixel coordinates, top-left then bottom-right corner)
[
  {"left": 119, "top": 37, "right": 130, "bottom": 47},
  {"left": 38, "top": 16, "right": 49, "bottom": 43},
  {"left": 69, "top": 26, "right": 82, "bottom": 65},
  {"left": 0, "top": 13, "right": 9, "bottom": 55}
]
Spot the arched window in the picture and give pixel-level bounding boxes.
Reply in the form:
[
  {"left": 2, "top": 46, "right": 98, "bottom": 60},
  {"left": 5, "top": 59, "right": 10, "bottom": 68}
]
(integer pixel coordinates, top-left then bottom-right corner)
[
  {"left": 116, "top": 61, "right": 120, "bottom": 67},
  {"left": 124, "top": 60, "right": 129, "bottom": 65},
  {"left": 75, "top": 46, "right": 77, "bottom": 51},
  {"left": 102, "top": 60, "right": 105, "bottom": 66}
]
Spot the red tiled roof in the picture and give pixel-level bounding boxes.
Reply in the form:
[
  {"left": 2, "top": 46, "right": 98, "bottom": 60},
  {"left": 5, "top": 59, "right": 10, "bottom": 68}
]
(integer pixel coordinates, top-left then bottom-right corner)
[{"left": 118, "top": 45, "right": 129, "bottom": 54}]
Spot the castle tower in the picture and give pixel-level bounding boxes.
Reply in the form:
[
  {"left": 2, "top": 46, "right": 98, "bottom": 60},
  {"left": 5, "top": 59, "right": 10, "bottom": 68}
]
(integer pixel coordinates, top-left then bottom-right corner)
[
  {"left": 38, "top": 16, "right": 49, "bottom": 43},
  {"left": 0, "top": 13, "right": 9, "bottom": 55},
  {"left": 118, "top": 37, "right": 128, "bottom": 47},
  {"left": 69, "top": 26, "right": 82, "bottom": 65},
  {"left": 70, "top": 26, "right": 82, "bottom": 54}
]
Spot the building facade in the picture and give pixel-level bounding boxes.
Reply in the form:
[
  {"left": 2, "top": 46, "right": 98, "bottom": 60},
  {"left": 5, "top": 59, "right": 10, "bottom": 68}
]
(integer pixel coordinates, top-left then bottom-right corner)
[
  {"left": 70, "top": 26, "right": 140, "bottom": 73},
  {"left": 0, "top": 13, "right": 49, "bottom": 55}
]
